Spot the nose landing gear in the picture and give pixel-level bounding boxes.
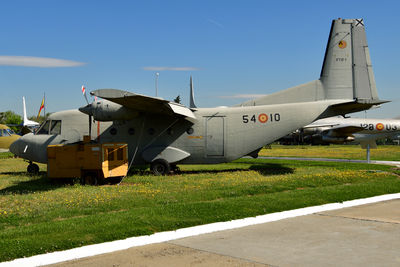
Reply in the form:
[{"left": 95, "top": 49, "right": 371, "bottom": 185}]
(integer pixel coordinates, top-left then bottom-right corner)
[{"left": 27, "top": 161, "right": 39, "bottom": 175}]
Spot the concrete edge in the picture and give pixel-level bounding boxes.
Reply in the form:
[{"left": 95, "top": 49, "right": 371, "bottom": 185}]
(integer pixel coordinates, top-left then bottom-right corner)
[{"left": 2, "top": 193, "right": 400, "bottom": 267}]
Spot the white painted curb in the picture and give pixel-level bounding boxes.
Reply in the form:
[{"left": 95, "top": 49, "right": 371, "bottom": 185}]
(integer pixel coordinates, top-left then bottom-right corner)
[{"left": 2, "top": 193, "right": 400, "bottom": 267}]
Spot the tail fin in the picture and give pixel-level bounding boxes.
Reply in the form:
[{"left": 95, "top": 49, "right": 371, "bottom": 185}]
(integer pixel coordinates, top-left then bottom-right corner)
[
  {"left": 320, "top": 18, "right": 378, "bottom": 101},
  {"left": 22, "top": 96, "right": 28, "bottom": 123},
  {"left": 237, "top": 18, "right": 386, "bottom": 109},
  {"left": 22, "top": 96, "right": 40, "bottom": 128}
]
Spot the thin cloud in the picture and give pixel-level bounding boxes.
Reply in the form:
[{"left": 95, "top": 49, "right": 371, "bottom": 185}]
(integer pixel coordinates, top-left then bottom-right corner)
[
  {"left": 207, "top": 18, "right": 224, "bottom": 29},
  {"left": 219, "top": 94, "right": 267, "bottom": 99},
  {"left": 0, "top": 56, "right": 86, "bottom": 67},
  {"left": 143, "top": 66, "right": 199, "bottom": 71}
]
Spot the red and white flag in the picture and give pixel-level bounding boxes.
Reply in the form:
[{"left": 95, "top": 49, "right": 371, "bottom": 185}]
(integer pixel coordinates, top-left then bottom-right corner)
[{"left": 81, "top": 85, "right": 86, "bottom": 95}]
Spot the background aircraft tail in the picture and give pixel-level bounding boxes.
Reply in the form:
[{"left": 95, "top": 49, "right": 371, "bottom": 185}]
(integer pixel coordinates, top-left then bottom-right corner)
[
  {"left": 22, "top": 96, "right": 29, "bottom": 123},
  {"left": 22, "top": 96, "right": 40, "bottom": 128},
  {"left": 237, "top": 18, "right": 386, "bottom": 112}
]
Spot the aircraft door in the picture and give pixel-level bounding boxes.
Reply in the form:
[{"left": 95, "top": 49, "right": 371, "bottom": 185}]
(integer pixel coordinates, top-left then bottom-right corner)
[{"left": 205, "top": 116, "right": 224, "bottom": 156}]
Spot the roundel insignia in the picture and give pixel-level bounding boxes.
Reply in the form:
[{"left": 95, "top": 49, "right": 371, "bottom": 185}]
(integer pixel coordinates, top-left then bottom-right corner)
[
  {"left": 338, "top": 40, "right": 347, "bottom": 49},
  {"left": 376, "top": 123, "right": 384, "bottom": 131},
  {"left": 258, "top": 113, "right": 268, "bottom": 123}
]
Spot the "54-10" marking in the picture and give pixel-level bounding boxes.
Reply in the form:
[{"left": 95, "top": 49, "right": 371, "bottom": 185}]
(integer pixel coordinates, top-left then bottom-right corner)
[{"left": 242, "top": 113, "right": 280, "bottom": 124}]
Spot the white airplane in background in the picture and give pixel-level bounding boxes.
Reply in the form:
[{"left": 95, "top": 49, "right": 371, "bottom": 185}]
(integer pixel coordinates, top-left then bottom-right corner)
[
  {"left": 294, "top": 116, "right": 400, "bottom": 148},
  {"left": 22, "top": 96, "right": 40, "bottom": 129}
]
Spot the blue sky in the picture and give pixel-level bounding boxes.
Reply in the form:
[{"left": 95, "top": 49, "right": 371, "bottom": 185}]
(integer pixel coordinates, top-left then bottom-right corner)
[{"left": 1, "top": 0, "right": 399, "bottom": 118}]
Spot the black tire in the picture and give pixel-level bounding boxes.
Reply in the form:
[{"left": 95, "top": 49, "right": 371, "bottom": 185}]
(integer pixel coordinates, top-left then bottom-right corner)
[
  {"left": 81, "top": 173, "right": 99, "bottom": 186},
  {"left": 27, "top": 163, "right": 39, "bottom": 175},
  {"left": 151, "top": 159, "right": 170, "bottom": 176}
]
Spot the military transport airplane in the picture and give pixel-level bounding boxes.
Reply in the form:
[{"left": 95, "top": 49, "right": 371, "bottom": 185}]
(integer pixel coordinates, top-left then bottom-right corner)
[
  {"left": 287, "top": 116, "right": 400, "bottom": 148},
  {"left": 10, "top": 18, "right": 387, "bottom": 180}
]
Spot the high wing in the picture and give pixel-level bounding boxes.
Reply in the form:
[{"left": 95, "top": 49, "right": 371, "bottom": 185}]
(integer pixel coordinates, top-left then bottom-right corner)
[{"left": 91, "top": 89, "right": 196, "bottom": 120}]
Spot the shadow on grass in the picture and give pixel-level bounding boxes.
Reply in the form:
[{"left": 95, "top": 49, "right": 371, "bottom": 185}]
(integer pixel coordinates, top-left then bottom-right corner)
[
  {"left": 249, "top": 163, "right": 294, "bottom": 175},
  {"left": 1, "top": 163, "right": 294, "bottom": 194},
  {"left": 0, "top": 172, "right": 71, "bottom": 195},
  {"left": 128, "top": 162, "right": 294, "bottom": 176}
]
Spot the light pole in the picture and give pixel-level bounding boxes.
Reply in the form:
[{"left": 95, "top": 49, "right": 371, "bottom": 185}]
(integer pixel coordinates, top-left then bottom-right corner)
[{"left": 155, "top": 72, "right": 159, "bottom": 97}]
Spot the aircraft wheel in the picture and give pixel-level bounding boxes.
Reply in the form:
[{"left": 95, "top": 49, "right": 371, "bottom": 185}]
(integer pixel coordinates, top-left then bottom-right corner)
[
  {"left": 81, "top": 173, "right": 99, "bottom": 186},
  {"left": 151, "top": 159, "right": 170, "bottom": 176},
  {"left": 27, "top": 163, "right": 39, "bottom": 175}
]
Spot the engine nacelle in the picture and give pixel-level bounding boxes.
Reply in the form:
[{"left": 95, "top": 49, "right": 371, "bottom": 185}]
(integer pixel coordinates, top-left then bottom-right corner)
[{"left": 79, "top": 99, "right": 138, "bottom": 121}]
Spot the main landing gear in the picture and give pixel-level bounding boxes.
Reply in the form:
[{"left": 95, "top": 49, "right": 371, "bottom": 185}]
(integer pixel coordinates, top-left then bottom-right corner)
[
  {"left": 27, "top": 161, "right": 39, "bottom": 175},
  {"left": 150, "top": 159, "right": 170, "bottom": 175},
  {"left": 150, "top": 159, "right": 181, "bottom": 175}
]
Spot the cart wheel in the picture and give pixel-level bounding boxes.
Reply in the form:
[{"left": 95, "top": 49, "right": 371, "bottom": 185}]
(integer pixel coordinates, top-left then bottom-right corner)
[
  {"left": 151, "top": 159, "right": 170, "bottom": 176},
  {"left": 27, "top": 163, "right": 39, "bottom": 175},
  {"left": 81, "top": 173, "right": 98, "bottom": 186}
]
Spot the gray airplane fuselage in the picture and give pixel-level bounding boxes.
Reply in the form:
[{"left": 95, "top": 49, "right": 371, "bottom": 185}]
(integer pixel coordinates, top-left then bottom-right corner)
[{"left": 11, "top": 100, "right": 333, "bottom": 165}]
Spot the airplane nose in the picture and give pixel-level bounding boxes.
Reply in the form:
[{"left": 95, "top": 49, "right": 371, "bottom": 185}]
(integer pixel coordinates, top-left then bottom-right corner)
[
  {"left": 9, "top": 133, "right": 54, "bottom": 164},
  {"left": 9, "top": 138, "right": 24, "bottom": 156},
  {"left": 79, "top": 103, "right": 93, "bottom": 116}
]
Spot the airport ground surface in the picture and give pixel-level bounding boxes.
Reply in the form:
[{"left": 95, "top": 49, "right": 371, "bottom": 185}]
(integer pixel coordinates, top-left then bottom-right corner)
[{"left": 49, "top": 198, "right": 400, "bottom": 267}]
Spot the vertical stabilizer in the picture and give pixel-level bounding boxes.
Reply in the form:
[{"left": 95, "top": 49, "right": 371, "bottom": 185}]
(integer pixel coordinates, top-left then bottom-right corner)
[
  {"left": 320, "top": 18, "right": 378, "bottom": 101},
  {"left": 22, "top": 96, "right": 40, "bottom": 128},
  {"left": 234, "top": 18, "right": 386, "bottom": 116},
  {"left": 189, "top": 76, "right": 197, "bottom": 108},
  {"left": 22, "top": 96, "right": 28, "bottom": 123}
]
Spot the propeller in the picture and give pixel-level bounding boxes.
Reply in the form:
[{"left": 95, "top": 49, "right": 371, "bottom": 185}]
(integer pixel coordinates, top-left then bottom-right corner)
[{"left": 80, "top": 85, "right": 93, "bottom": 139}]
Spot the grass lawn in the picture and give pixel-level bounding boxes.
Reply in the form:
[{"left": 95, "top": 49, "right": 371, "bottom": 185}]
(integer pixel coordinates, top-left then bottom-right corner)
[
  {"left": 0, "top": 155, "right": 400, "bottom": 262},
  {"left": 260, "top": 144, "right": 400, "bottom": 161}
]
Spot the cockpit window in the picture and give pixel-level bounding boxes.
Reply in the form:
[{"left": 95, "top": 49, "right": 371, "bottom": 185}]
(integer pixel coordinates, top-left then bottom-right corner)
[
  {"left": 50, "top": 120, "right": 61, "bottom": 135},
  {"left": 6, "top": 128, "right": 15, "bottom": 135},
  {"left": 1, "top": 129, "right": 11, "bottom": 137},
  {"left": 37, "top": 121, "right": 50, "bottom": 134},
  {"left": 37, "top": 120, "right": 61, "bottom": 135}
]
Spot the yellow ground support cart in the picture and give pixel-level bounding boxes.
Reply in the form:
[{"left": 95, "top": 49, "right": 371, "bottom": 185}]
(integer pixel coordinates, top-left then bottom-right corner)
[{"left": 47, "top": 137, "right": 128, "bottom": 185}]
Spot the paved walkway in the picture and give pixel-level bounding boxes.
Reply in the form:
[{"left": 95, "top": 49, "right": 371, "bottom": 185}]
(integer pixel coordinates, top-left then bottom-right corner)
[{"left": 49, "top": 199, "right": 400, "bottom": 267}]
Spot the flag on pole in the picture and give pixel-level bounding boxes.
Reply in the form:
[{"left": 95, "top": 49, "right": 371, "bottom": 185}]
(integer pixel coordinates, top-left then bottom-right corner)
[{"left": 37, "top": 95, "right": 45, "bottom": 119}]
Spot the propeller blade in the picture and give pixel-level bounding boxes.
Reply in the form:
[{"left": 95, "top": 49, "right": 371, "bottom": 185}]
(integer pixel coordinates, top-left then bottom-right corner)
[{"left": 82, "top": 85, "right": 89, "bottom": 105}]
